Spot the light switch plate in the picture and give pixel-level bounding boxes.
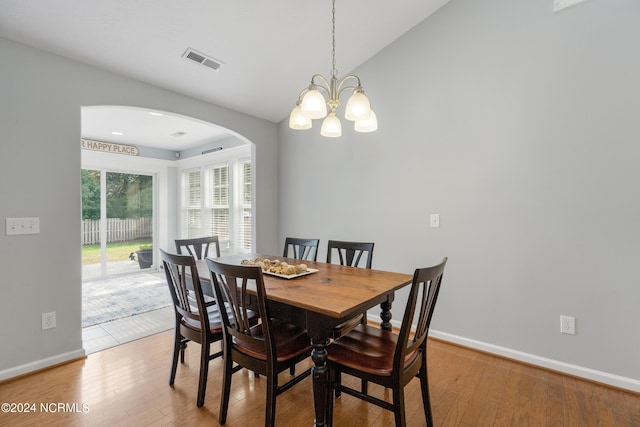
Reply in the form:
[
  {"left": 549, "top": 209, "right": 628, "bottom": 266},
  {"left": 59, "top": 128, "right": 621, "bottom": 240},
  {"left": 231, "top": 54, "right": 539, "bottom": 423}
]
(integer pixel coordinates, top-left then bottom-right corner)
[{"left": 6, "top": 217, "right": 40, "bottom": 235}]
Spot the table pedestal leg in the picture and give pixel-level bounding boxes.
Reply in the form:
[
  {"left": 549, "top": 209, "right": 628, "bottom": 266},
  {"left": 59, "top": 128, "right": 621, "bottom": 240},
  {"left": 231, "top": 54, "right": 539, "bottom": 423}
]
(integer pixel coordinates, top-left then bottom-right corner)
[
  {"left": 380, "top": 300, "right": 393, "bottom": 331},
  {"left": 311, "top": 337, "right": 330, "bottom": 427}
]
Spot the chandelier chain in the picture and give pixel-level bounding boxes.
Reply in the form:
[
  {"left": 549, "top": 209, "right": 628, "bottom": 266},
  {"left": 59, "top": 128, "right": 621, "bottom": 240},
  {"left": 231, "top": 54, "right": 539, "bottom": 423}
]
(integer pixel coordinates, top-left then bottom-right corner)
[{"left": 331, "top": 0, "right": 337, "bottom": 77}]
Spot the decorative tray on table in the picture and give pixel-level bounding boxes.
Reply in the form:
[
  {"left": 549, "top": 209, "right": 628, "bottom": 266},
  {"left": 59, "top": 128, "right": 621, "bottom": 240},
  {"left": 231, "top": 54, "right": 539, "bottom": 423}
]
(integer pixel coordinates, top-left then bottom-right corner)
[{"left": 241, "top": 257, "right": 318, "bottom": 280}]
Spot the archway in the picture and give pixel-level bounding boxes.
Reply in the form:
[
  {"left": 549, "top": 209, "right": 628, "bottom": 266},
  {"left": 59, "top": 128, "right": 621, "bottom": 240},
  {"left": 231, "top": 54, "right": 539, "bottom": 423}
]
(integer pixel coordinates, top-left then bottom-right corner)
[{"left": 80, "top": 105, "right": 254, "bottom": 353}]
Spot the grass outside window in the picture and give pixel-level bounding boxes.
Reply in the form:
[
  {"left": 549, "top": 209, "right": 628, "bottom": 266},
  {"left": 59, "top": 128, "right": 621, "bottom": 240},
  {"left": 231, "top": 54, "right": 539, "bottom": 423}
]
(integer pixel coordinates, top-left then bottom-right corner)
[{"left": 82, "top": 240, "right": 152, "bottom": 265}]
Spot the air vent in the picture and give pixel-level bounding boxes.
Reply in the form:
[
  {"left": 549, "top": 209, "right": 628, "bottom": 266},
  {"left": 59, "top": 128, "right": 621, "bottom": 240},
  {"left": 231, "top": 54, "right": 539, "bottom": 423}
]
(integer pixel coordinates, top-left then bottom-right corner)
[
  {"left": 182, "top": 48, "right": 224, "bottom": 71},
  {"left": 202, "top": 147, "right": 223, "bottom": 155}
]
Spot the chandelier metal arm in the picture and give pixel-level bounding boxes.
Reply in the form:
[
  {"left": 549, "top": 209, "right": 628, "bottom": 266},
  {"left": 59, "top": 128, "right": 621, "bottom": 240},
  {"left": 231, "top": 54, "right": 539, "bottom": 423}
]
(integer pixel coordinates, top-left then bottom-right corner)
[
  {"left": 304, "top": 74, "right": 362, "bottom": 105},
  {"left": 311, "top": 74, "right": 331, "bottom": 89},
  {"left": 309, "top": 74, "right": 332, "bottom": 99},
  {"left": 294, "top": 74, "right": 330, "bottom": 104},
  {"left": 335, "top": 74, "right": 363, "bottom": 99}
]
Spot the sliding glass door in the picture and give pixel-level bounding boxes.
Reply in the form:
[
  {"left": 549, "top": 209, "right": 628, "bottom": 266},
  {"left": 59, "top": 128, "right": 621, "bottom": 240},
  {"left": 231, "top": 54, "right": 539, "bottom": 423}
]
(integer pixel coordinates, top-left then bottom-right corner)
[{"left": 82, "top": 169, "right": 154, "bottom": 280}]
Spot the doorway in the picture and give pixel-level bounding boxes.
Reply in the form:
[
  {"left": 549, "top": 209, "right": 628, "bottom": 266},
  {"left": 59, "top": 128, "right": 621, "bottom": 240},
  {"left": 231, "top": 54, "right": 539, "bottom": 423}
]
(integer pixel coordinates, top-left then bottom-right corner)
[
  {"left": 81, "top": 168, "right": 172, "bottom": 354},
  {"left": 81, "top": 169, "right": 155, "bottom": 280}
]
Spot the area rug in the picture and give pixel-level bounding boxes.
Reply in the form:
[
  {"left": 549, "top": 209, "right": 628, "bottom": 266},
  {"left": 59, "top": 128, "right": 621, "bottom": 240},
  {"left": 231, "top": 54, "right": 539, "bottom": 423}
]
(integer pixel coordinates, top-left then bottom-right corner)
[{"left": 82, "top": 272, "right": 172, "bottom": 328}]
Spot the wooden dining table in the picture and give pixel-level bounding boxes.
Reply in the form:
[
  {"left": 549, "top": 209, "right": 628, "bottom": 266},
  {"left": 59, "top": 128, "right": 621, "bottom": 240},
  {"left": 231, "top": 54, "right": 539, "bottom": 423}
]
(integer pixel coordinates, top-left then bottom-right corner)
[{"left": 194, "top": 254, "right": 412, "bottom": 427}]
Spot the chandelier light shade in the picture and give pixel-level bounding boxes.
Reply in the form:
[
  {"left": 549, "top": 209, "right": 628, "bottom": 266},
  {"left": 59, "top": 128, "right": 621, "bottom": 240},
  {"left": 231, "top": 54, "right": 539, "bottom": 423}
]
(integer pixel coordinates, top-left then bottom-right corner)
[
  {"left": 321, "top": 112, "right": 342, "bottom": 137},
  {"left": 289, "top": 103, "right": 312, "bottom": 130},
  {"left": 354, "top": 110, "right": 378, "bottom": 133},
  {"left": 344, "top": 90, "right": 371, "bottom": 121},
  {"left": 289, "top": 0, "right": 377, "bottom": 137},
  {"left": 301, "top": 87, "right": 328, "bottom": 119}
]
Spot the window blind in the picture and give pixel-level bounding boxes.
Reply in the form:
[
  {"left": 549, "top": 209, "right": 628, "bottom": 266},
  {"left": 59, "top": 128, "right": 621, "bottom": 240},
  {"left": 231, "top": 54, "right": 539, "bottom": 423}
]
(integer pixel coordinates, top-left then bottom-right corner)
[
  {"left": 207, "top": 164, "right": 229, "bottom": 241},
  {"left": 240, "top": 160, "right": 252, "bottom": 250},
  {"left": 183, "top": 169, "right": 201, "bottom": 238}
]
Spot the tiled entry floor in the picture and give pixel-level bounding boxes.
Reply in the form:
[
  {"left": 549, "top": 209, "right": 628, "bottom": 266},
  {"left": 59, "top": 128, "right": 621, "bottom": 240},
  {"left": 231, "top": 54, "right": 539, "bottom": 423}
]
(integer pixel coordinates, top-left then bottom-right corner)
[{"left": 82, "top": 306, "right": 173, "bottom": 354}]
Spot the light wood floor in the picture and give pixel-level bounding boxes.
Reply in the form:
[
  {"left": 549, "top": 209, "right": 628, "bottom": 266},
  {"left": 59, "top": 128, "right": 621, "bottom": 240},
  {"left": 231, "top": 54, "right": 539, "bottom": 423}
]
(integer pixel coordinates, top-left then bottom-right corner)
[{"left": 1, "top": 330, "right": 638, "bottom": 426}]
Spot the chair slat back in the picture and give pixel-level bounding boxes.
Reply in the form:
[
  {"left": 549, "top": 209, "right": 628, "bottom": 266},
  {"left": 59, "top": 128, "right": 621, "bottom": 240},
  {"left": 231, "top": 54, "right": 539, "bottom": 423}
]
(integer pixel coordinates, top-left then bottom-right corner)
[
  {"left": 175, "top": 236, "right": 221, "bottom": 260},
  {"left": 207, "top": 260, "right": 274, "bottom": 359},
  {"left": 283, "top": 237, "right": 320, "bottom": 261},
  {"left": 327, "top": 240, "right": 374, "bottom": 269},
  {"left": 395, "top": 258, "right": 448, "bottom": 370},
  {"left": 160, "top": 249, "right": 209, "bottom": 328}
]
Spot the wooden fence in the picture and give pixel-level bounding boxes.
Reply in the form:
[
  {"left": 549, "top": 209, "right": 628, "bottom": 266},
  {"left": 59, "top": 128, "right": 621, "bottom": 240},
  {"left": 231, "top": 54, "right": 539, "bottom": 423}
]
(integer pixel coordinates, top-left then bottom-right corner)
[{"left": 82, "top": 218, "right": 152, "bottom": 245}]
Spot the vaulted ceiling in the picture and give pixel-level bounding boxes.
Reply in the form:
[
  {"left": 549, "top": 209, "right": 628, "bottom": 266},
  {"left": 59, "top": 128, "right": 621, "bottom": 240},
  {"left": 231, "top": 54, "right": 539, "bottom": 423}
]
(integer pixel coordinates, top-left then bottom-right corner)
[{"left": 0, "top": 0, "right": 450, "bottom": 149}]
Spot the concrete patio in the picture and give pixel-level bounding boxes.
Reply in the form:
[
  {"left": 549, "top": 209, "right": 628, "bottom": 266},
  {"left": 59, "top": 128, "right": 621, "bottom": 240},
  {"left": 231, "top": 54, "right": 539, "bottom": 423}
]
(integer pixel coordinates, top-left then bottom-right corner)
[{"left": 82, "top": 262, "right": 173, "bottom": 354}]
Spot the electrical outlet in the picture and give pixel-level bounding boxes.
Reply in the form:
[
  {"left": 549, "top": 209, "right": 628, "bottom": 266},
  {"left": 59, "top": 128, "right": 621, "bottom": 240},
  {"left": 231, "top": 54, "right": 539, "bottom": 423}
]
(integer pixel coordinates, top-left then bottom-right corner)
[
  {"left": 42, "top": 312, "right": 56, "bottom": 330},
  {"left": 560, "top": 315, "right": 575, "bottom": 335}
]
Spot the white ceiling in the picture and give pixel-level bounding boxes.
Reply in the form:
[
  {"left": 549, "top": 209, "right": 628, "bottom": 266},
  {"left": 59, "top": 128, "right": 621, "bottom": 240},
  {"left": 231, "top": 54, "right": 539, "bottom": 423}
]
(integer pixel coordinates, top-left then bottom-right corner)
[
  {"left": 0, "top": 0, "right": 450, "bottom": 150},
  {"left": 81, "top": 106, "right": 233, "bottom": 151}
]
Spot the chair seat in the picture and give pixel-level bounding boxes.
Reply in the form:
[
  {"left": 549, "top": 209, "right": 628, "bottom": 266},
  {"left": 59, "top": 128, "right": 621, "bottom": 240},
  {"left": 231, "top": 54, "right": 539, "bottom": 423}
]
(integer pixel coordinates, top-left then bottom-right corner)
[
  {"left": 332, "top": 313, "right": 364, "bottom": 337},
  {"left": 234, "top": 320, "right": 311, "bottom": 362},
  {"left": 328, "top": 324, "right": 417, "bottom": 377},
  {"left": 183, "top": 305, "right": 257, "bottom": 334}
]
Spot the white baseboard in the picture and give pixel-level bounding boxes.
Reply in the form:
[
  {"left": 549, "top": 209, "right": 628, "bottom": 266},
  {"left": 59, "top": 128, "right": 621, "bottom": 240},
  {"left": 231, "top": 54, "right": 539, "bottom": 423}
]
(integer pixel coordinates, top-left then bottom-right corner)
[
  {"left": 428, "top": 330, "right": 640, "bottom": 393},
  {"left": 369, "top": 316, "right": 640, "bottom": 393},
  {"left": 0, "top": 348, "right": 86, "bottom": 381}
]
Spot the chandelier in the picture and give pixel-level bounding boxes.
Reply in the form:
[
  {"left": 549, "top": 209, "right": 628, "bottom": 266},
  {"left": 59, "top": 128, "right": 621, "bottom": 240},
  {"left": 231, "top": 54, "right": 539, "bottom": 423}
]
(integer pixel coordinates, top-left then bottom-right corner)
[{"left": 288, "top": 0, "right": 377, "bottom": 137}]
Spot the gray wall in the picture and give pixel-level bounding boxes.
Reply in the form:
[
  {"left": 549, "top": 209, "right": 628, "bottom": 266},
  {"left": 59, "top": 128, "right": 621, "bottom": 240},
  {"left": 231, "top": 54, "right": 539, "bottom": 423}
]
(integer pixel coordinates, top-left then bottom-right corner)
[
  {"left": 2, "top": 0, "right": 639, "bottom": 390},
  {"left": 0, "top": 37, "right": 279, "bottom": 376},
  {"left": 278, "top": 0, "right": 640, "bottom": 386}
]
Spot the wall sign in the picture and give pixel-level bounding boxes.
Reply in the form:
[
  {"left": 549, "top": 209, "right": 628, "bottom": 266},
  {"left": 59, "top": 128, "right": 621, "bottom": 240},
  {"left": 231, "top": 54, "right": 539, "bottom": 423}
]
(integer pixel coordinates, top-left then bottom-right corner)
[{"left": 81, "top": 138, "right": 139, "bottom": 156}]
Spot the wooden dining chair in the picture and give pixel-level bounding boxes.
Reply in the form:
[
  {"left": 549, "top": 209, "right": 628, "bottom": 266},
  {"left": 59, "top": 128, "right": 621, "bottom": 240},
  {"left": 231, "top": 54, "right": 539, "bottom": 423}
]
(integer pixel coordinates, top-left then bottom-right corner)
[
  {"left": 326, "top": 240, "right": 375, "bottom": 395},
  {"left": 206, "top": 258, "right": 312, "bottom": 427},
  {"left": 281, "top": 237, "right": 320, "bottom": 375},
  {"left": 175, "top": 236, "right": 221, "bottom": 297},
  {"left": 160, "top": 249, "right": 238, "bottom": 407},
  {"left": 175, "top": 235, "right": 221, "bottom": 259},
  {"left": 326, "top": 240, "right": 375, "bottom": 337},
  {"left": 327, "top": 257, "right": 448, "bottom": 427},
  {"left": 282, "top": 237, "right": 320, "bottom": 261},
  {"left": 326, "top": 240, "right": 374, "bottom": 269}
]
